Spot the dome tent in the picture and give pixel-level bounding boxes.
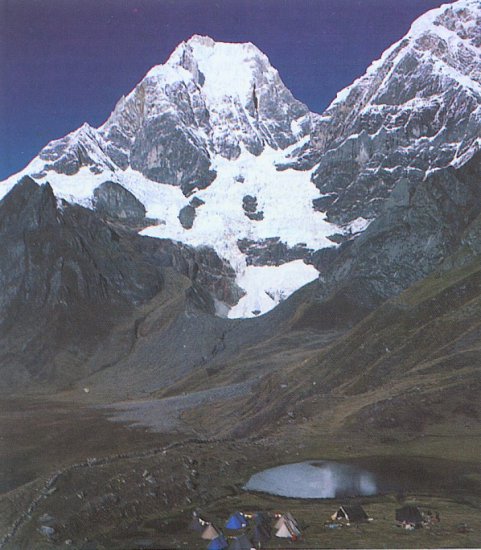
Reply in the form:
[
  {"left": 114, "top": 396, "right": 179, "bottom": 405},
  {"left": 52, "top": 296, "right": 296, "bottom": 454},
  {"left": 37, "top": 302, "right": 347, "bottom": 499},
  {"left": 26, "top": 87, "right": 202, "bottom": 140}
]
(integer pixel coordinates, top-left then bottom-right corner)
[
  {"left": 396, "top": 505, "right": 423, "bottom": 528},
  {"left": 331, "top": 505, "right": 370, "bottom": 523},
  {"left": 208, "top": 534, "right": 229, "bottom": 550},
  {"left": 225, "top": 511, "right": 248, "bottom": 530},
  {"left": 227, "top": 534, "right": 253, "bottom": 550}
]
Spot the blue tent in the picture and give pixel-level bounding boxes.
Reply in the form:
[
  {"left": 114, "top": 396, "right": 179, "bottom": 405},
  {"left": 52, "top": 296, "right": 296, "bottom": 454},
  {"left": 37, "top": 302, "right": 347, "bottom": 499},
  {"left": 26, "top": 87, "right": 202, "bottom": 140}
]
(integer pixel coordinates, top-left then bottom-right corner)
[
  {"left": 225, "top": 512, "right": 248, "bottom": 530},
  {"left": 228, "top": 535, "right": 253, "bottom": 550},
  {"left": 207, "top": 535, "right": 228, "bottom": 550}
]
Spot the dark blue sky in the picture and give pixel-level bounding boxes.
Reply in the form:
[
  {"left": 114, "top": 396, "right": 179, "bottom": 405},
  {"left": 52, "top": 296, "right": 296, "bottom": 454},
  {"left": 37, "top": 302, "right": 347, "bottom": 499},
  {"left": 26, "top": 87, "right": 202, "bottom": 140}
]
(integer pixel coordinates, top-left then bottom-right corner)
[{"left": 0, "top": 0, "right": 455, "bottom": 179}]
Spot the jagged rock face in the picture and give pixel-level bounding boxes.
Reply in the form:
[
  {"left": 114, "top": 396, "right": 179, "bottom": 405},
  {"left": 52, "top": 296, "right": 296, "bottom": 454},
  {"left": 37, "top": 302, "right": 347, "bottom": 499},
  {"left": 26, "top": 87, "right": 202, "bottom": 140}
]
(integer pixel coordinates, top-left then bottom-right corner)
[
  {"left": 129, "top": 113, "right": 217, "bottom": 195},
  {"left": 0, "top": 177, "right": 58, "bottom": 315},
  {"left": 178, "top": 204, "right": 196, "bottom": 229},
  {"left": 0, "top": 178, "right": 164, "bottom": 313},
  {"left": 314, "top": 151, "right": 481, "bottom": 310},
  {"left": 0, "top": 178, "right": 241, "bottom": 387},
  {"left": 93, "top": 181, "right": 146, "bottom": 223},
  {"left": 36, "top": 35, "right": 314, "bottom": 195},
  {"left": 282, "top": 0, "right": 481, "bottom": 321},
  {"left": 3, "top": 3, "right": 481, "bottom": 321},
  {"left": 37, "top": 124, "right": 117, "bottom": 177},
  {"left": 0, "top": 177, "right": 161, "bottom": 387},
  {"left": 139, "top": 238, "right": 242, "bottom": 307},
  {"left": 302, "top": 0, "right": 481, "bottom": 225},
  {"left": 238, "top": 238, "right": 312, "bottom": 267}
]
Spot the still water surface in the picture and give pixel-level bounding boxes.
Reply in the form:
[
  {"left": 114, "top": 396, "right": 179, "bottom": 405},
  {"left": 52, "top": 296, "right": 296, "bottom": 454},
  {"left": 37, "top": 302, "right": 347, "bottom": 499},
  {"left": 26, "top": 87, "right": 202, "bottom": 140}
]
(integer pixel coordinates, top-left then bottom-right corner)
[{"left": 244, "top": 460, "right": 377, "bottom": 499}]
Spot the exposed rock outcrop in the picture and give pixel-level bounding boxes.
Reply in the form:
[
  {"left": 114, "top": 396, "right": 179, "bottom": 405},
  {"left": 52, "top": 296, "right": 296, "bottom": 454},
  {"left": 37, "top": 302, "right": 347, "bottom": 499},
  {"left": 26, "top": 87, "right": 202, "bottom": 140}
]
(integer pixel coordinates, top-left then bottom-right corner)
[
  {"left": 34, "top": 35, "right": 315, "bottom": 196},
  {"left": 93, "top": 181, "right": 146, "bottom": 223},
  {"left": 0, "top": 178, "right": 241, "bottom": 390},
  {"left": 303, "top": 0, "right": 481, "bottom": 225}
]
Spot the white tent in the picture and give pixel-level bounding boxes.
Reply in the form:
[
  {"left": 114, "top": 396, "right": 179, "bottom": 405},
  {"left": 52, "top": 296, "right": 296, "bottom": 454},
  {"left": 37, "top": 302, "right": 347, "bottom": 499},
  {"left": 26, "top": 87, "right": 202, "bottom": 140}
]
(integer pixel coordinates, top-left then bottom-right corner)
[
  {"left": 275, "top": 513, "right": 299, "bottom": 530},
  {"left": 275, "top": 523, "right": 292, "bottom": 538},
  {"left": 202, "top": 524, "right": 221, "bottom": 540},
  {"left": 274, "top": 516, "right": 284, "bottom": 530},
  {"left": 275, "top": 519, "right": 300, "bottom": 540}
]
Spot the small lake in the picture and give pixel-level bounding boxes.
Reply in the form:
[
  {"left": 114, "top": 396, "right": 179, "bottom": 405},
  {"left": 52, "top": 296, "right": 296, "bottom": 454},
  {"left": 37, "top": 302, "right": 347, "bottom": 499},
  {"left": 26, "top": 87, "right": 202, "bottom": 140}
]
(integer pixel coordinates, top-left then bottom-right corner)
[{"left": 244, "top": 461, "right": 377, "bottom": 499}]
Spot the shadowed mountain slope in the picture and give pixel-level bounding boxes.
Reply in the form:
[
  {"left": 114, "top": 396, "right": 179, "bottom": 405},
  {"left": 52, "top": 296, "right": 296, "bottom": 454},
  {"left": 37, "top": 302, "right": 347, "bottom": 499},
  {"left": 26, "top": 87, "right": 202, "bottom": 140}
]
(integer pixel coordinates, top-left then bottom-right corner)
[
  {"left": 216, "top": 233, "right": 481, "bottom": 439},
  {"left": 0, "top": 178, "right": 244, "bottom": 392}
]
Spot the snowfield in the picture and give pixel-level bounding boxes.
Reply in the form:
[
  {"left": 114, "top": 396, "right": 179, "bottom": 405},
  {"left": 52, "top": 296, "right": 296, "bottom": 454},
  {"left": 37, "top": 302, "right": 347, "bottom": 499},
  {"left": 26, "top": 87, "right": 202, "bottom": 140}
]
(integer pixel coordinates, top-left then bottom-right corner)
[
  {"left": 140, "top": 143, "right": 339, "bottom": 318},
  {"left": 1, "top": 140, "right": 339, "bottom": 319}
]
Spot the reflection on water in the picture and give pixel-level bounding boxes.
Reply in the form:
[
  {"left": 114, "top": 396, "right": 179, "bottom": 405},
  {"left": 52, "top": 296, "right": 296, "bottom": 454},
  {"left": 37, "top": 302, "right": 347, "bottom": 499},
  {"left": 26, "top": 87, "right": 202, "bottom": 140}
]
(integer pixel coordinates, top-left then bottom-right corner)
[{"left": 244, "top": 461, "right": 377, "bottom": 499}]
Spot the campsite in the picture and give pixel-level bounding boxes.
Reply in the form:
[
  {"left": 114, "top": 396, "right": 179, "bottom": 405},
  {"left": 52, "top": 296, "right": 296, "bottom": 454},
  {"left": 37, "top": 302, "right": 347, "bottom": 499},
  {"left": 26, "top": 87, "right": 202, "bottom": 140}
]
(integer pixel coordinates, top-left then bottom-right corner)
[
  {"left": 177, "top": 494, "right": 480, "bottom": 549},
  {"left": 170, "top": 427, "right": 481, "bottom": 549},
  {"left": 2, "top": 0, "right": 481, "bottom": 548},
  {"left": 1, "top": 397, "right": 481, "bottom": 548},
  {"left": 174, "top": 443, "right": 481, "bottom": 549}
]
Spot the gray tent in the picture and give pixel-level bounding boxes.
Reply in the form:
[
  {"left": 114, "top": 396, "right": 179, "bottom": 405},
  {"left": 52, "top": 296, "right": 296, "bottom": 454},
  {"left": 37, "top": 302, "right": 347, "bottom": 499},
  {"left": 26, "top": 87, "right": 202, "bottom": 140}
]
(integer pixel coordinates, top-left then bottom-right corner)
[
  {"left": 252, "top": 523, "right": 271, "bottom": 545},
  {"left": 228, "top": 534, "right": 252, "bottom": 550},
  {"left": 396, "top": 506, "right": 423, "bottom": 527},
  {"left": 253, "top": 512, "right": 270, "bottom": 528},
  {"left": 332, "top": 505, "right": 370, "bottom": 523}
]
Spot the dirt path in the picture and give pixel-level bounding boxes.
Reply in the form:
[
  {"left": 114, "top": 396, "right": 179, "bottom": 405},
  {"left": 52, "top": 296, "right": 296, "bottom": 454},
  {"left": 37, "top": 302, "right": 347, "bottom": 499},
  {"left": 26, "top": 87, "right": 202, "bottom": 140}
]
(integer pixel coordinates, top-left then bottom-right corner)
[
  {"left": 0, "top": 435, "right": 237, "bottom": 548},
  {"left": 0, "top": 380, "right": 260, "bottom": 547}
]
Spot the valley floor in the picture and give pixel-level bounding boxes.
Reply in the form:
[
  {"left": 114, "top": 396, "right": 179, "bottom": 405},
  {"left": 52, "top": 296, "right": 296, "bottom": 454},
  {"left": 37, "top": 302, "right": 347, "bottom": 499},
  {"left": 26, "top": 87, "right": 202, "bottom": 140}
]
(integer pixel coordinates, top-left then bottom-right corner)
[{"left": 1, "top": 395, "right": 480, "bottom": 549}]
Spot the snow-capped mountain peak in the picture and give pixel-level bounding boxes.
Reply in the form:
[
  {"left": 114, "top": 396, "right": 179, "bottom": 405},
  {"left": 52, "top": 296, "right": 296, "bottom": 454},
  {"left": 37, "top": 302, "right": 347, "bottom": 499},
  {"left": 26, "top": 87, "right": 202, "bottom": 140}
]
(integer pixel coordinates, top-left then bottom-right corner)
[
  {"left": 0, "top": 36, "right": 331, "bottom": 319},
  {"left": 27, "top": 35, "right": 315, "bottom": 199},
  {"left": 173, "top": 35, "right": 271, "bottom": 102},
  {"left": 102, "top": 34, "right": 313, "bottom": 184},
  {"left": 147, "top": 34, "right": 271, "bottom": 103},
  {"left": 306, "top": 0, "right": 481, "bottom": 225},
  {"left": 3, "top": 3, "right": 481, "bottom": 319},
  {"left": 330, "top": 0, "right": 481, "bottom": 110}
]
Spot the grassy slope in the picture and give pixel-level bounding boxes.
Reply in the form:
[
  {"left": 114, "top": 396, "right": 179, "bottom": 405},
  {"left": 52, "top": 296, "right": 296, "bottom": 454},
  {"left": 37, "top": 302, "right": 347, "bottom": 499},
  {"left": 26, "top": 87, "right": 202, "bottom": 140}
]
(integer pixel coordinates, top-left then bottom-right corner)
[
  {"left": 207, "top": 252, "right": 481, "bottom": 441},
  {"left": 3, "top": 245, "right": 481, "bottom": 549}
]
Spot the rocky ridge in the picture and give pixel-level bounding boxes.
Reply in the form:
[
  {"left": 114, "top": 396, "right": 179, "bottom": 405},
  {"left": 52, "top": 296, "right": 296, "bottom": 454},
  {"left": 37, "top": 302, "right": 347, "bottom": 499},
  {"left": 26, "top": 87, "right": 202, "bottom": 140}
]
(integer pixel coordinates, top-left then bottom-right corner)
[
  {"left": 34, "top": 35, "right": 316, "bottom": 196},
  {"left": 0, "top": 177, "right": 241, "bottom": 390},
  {"left": 298, "top": 0, "right": 481, "bottom": 225}
]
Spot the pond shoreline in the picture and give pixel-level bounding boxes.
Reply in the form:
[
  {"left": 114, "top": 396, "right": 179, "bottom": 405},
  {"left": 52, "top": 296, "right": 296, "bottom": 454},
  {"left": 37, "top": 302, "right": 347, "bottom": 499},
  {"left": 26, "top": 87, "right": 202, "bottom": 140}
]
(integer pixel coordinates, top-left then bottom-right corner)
[{"left": 244, "top": 460, "right": 378, "bottom": 499}]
